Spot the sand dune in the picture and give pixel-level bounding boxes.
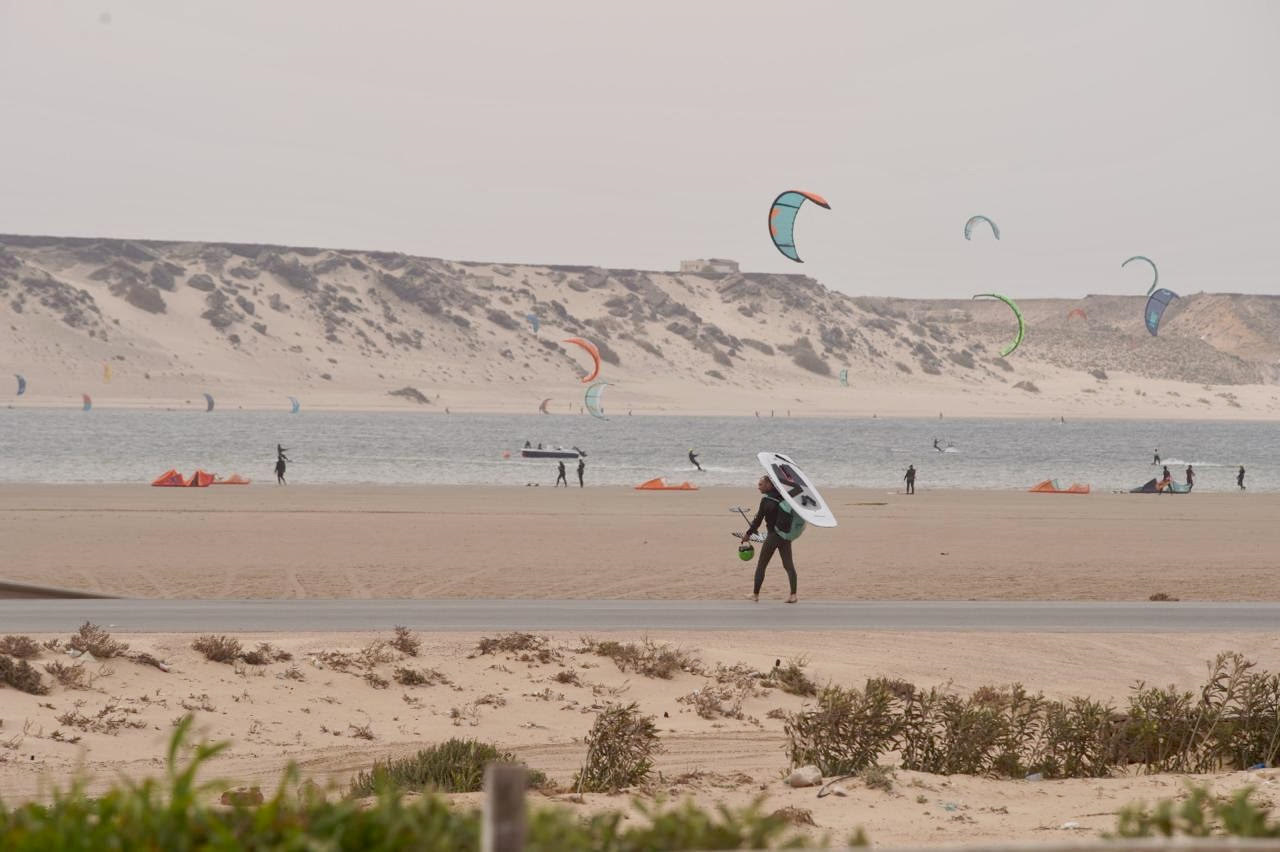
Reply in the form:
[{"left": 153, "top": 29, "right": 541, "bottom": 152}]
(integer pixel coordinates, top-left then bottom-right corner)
[{"left": 4, "top": 234, "right": 1280, "bottom": 418}]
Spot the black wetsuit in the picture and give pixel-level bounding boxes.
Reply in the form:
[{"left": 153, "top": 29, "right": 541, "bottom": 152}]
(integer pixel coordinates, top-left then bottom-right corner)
[
  {"left": 555, "top": 461, "right": 567, "bottom": 487},
  {"left": 689, "top": 451, "right": 702, "bottom": 471},
  {"left": 1238, "top": 467, "right": 1246, "bottom": 490},
  {"left": 275, "top": 446, "right": 289, "bottom": 485},
  {"left": 904, "top": 466, "right": 916, "bottom": 495},
  {"left": 576, "top": 459, "right": 585, "bottom": 488},
  {"left": 745, "top": 488, "right": 797, "bottom": 596}
]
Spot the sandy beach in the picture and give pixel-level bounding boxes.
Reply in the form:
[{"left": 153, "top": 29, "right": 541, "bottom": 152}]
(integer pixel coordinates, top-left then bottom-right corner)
[{"left": 1, "top": 484, "right": 1275, "bottom": 602}]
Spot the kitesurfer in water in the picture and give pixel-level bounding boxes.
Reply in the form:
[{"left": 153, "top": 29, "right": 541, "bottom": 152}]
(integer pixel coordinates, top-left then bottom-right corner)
[
  {"left": 524, "top": 440, "right": 532, "bottom": 449},
  {"left": 689, "top": 449, "right": 703, "bottom": 471},
  {"left": 1185, "top": 465, "right": 1195, "bottom": 490},
  {"left": 577, "top": 458, "right": 585, "bottom": 488},
  {"left": 903, "top": 465, "right": 916, "bottom": 495},
  {"left": 933, "top": 438, "right": 942, "bottom": 452},
  {"left": 741, "top": 475, "right": 799, "bottom": 604},
  {"left": 555, "top": 460, "right": 567, "bottom": 487},
  {"left": 1153, "top": 449, "right": 1161, "bottom": 465},
  {"left": 1238, "top": 465, "right": 1247, "bottom": 490}
]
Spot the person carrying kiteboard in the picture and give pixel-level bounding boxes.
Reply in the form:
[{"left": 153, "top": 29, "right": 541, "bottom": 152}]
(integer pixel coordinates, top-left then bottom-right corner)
[{"left": 741, "top": 475, "right": 801, "bottom": 604}]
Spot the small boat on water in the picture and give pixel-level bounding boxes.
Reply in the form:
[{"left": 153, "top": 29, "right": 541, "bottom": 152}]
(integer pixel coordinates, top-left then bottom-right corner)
[{"left": 520, "top": 446, "right": 584, "bottom": 459}]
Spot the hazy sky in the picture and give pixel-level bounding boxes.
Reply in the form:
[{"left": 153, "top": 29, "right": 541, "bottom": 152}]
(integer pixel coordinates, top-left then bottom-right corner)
[{"left": 2, "top": 2, "right": 1278, "bottom": 297}]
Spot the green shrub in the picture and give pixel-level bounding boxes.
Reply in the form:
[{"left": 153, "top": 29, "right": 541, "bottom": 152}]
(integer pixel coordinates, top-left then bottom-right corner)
[
  {"left": 784, "top": 683, "right": 899, "bottom": 775},
  {"left": 349, "top": 738, "right": 544, "bottom": 797},
  {"left": 574, "top": 703, "right": 660, "bottom": 793}
]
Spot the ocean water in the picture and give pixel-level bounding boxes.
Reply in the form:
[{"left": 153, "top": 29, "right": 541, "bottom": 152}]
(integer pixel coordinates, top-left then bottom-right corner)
[{"left": 0, "top": 409, "right": 1271, "bottom": 492}]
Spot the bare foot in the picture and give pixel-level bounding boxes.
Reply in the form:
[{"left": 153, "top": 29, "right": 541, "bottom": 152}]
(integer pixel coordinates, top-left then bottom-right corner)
[
  {"left": 748, "top": 593, "right": 759, "bottom": 602},
  {"left": 785, "top": 594, "right": 798, "bottom": 604}
]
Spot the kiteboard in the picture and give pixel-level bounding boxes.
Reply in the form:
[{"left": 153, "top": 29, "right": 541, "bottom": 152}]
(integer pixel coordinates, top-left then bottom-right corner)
[{"left": 756, "top": 452, "right": 837, "bottom": 528}]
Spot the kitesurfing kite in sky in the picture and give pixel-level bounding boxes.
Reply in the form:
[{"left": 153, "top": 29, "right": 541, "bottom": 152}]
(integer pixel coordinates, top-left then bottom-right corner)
[
  {"left": 768, "top": 190, "right": 829, "bottom": 263},
  {"left": 289, "top": 396, "right": 300, "bottom": 414},
  {"left": 1067, "top": 308, "right": 1087, "bottom": 322},
  {"left": 1123, "top": 256, "right": 1159, "bottom": 295},
  {"left": 563, "top": 337, "right": 601, "bottom": 383},
  {"left": 964, "top": 215, "right": 1000, "bottom": 241},
  {"left": 15, "top": 374, "right": 25, "bottom": 395},
  {"left": 972, "top": 293, "right": 1025, "bottom": 357},
  {"left": 838, "top": 368, "right": 848, "bottom": 387},
  {"left": 584, "top": 381, "right": 609, "bottom": 420},
  {"left": 203, "top": 392, "right": 215, "bottom": 412},
  {"left": 538, "top": 397, "right": 551, "bottom": 415},
  {"left": 526, "top": 313, "right": 540, "bottom": 335},
  {"left": 1145, "top": 288, "right": 1178, "bottom": 336},
  {"left": 82, "top": 393, "right": 92, "bottom": 411}
]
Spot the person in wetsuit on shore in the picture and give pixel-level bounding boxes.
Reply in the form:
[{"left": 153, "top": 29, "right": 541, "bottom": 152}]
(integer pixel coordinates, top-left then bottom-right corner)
[
  {"left": 741, "top": 475, "right": 799, "bottom": 604},
  {"left": 275, "top": 444, "right": 290, "bottom": 485},
  {"left": 1238, "top": 465, "right": 1247, "bottom": 490},
  {"left": 555, "top": 460, "right": 567, "bottom": 487}
]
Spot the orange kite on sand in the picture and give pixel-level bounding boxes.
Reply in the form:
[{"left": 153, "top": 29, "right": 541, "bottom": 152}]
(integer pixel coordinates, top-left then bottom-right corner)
[
  {"left": 1029, "top": 479, "right": 1090, "bottom": 494},
  {"left": 635, "top": 477, "right": 698, "bottom": 491}
]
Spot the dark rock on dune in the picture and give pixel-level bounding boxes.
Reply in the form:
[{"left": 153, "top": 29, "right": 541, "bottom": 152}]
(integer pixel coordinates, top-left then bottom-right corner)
[
  {"left": 389, "top": 386, "right": 431, "bottom": 404},
  {"left": 187, "top": 274, "right": 216, "bottom": 292}
]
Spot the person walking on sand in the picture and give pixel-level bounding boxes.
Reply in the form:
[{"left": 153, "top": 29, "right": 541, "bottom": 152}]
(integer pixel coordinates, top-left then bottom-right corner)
[
  {"left": 1238, "top": 465, "right": 1247, "bottom": 490},
  {"left": 1159, "top": 465, "right": 1172, "bottom": 492},
  {"left": 555, "top": 460, "right": 567, "bottom": 487},
  {"left": 1185, "top": 464, "right": 1195, "bottom": 490},
  {"left": 689, "top": 449, "right": 703, "bottom": 471},
  {"left": 903, "top": 464, "right": 916, "bottom": 495},
  {"left": 741, "top": 475, "right": 800, "bottom": 604},
  {"left": 577, "top": 457, "right": 585, "bottom": 488}
]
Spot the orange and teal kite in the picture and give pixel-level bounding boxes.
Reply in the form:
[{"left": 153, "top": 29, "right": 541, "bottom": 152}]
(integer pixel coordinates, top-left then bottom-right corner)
[{"left": 768, "top": 190, "right": 829, "bottom": 263}]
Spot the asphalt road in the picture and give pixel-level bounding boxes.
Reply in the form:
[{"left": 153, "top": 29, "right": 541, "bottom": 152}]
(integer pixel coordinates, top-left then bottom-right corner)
[{"left": 1, "top": 599, "right": 1278, "bottom": 633}]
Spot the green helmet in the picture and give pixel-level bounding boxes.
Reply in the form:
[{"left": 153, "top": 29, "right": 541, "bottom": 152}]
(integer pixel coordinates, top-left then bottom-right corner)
[{"left": 737, "top": 543, "right": 755, "bottom": 561}]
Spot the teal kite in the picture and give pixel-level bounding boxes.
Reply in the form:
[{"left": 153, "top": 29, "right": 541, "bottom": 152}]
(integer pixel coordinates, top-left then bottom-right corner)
[
  {"left": 768, "top": 190, "right": 829, "bottom": 263},
  {"left": 964, "top": 215, "right": 1000, "bottom": 241},
  {"left": 1145, "top": 288, "right": 1178, "bottom": 336},
  {"left": 838, "top": 368, "right": 848, "bottom": 387},
  {"left": 972, "top": 293, "right": 1025, "bottom": 356},
  {"left": 289, "top": 396, "right": 300, "bottom": 414},
  {"left": 584, "top": 381, "right": 609, "bottom": 420},
  {"left": 1123, "top": 256, "right": 1159, "bottom": 295}
]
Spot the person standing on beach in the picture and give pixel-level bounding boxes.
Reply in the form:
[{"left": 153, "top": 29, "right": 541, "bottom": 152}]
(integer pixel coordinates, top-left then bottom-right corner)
[
  {"left": 1159, "top": 465, "right": 1172, "bottom": 492},
  {"left": 1238, "top": 465, "right": 1247, "bottom": 490},
  {"left": 741, "top": 475, "right": 799, "bottom": 604},
  {"left": 1185, "top": 464, "right": 1195, "bottom": 490},
  {"left": 274, "top": 444, "right": 290, "bottom": 485},
  {"left": 555, "top": 460, "right": 567, "bottom": 487},
  {"left": 577, "top": 457, "right": 585, "bottom": 488},
  {"left": 903, "top": 464, "right": 916, "bottom": 495},
  {"left": 689, "top": 449, "right": 703, "bottom": 471}
]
